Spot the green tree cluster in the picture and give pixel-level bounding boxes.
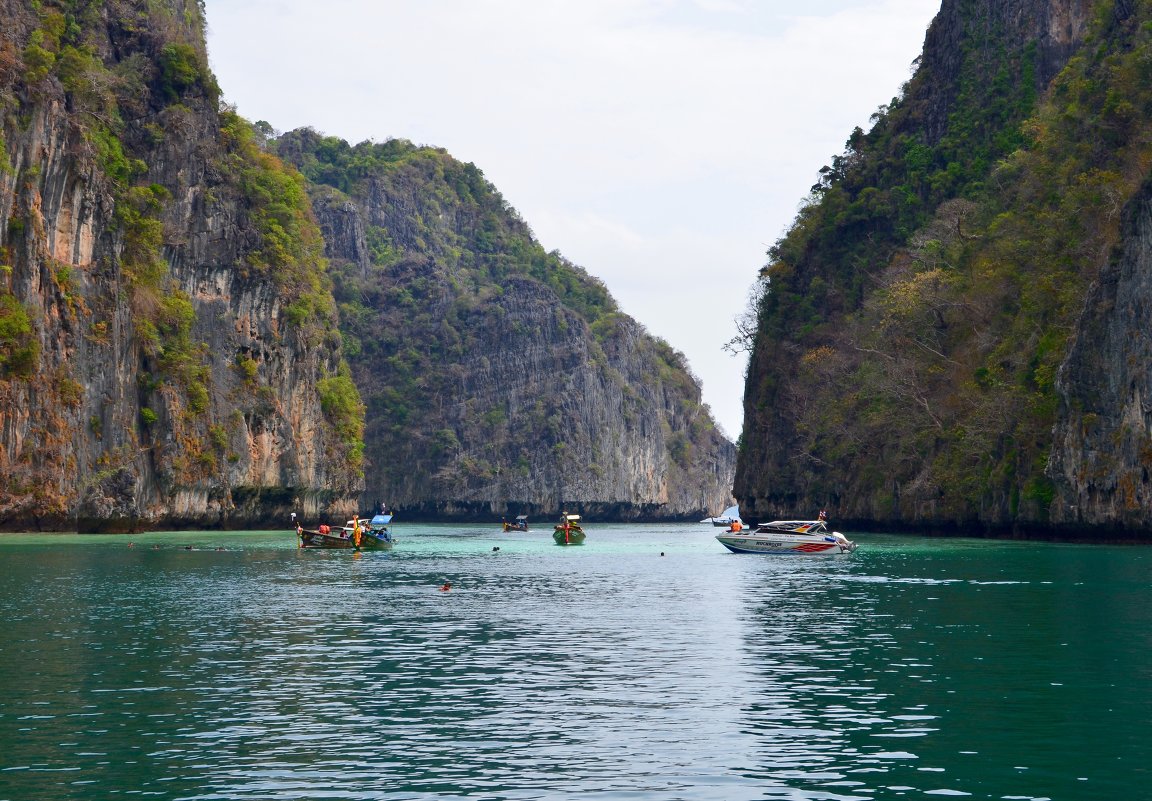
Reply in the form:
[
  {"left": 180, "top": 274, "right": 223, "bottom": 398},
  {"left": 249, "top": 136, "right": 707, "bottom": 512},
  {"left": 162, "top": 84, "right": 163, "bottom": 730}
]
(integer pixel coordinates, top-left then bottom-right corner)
[
  {"left": 220, "top": 112, "right": 338, "bottom": 346},
  {"left": 0, "top": 291, "right": 39, "bottom": 377},
  {"left": 317, "top": 368, "right": 366, "bottom": 470}
]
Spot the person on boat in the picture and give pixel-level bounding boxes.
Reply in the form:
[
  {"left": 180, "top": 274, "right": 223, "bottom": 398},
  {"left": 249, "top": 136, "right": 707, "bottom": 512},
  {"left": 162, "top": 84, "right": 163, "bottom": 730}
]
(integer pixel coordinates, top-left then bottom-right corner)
[
  {"left": 728, "top": 520, "right": 743, "bottom": 532},
  {"left": 818, "top": 509, "right": 827, "bottom": 522}
]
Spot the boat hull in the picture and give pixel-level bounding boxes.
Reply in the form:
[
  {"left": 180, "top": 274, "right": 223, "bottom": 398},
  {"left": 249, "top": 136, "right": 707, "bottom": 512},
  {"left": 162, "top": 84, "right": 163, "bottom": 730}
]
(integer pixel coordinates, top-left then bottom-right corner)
[
  {"left": 297, "top": 529, "right": 393, "bottom": 550},
  {"left": 715, "top": 533, "right": 855, "bottom": 555},
  {"left": 553, "top": 529, "right": 586, "bottom": 545}
]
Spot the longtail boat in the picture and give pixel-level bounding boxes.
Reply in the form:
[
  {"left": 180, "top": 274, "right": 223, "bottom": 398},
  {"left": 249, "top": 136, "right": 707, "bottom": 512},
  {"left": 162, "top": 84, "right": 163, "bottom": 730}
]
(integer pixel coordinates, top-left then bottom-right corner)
[
  {"left": 552, "top": 513, "right": 585, "bottom": 545},
  {"left": 502, "top": 515, "right": 529, "bottom": 532},
  {"left": 296, "top": 513, "right": 394, "bottom": 550}
]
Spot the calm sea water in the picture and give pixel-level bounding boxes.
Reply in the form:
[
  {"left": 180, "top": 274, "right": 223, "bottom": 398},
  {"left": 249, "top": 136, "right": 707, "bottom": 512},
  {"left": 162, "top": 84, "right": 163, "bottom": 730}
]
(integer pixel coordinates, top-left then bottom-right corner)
[{"left": 1, "top": 523, "right": 1150, "bottom": 801}]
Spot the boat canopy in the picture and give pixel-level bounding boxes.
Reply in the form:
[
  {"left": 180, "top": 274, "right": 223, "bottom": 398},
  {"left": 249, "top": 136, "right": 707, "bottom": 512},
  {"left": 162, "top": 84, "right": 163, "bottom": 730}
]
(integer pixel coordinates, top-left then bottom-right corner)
[
  {"left": 564, "top": 514, "right": 581, "bottom": 521},
  {"left": 756, "top": 520, "right": 826, "bottom": 533},
  {"left": 370, "top": 514, "right": 393, "bottom": 526}
]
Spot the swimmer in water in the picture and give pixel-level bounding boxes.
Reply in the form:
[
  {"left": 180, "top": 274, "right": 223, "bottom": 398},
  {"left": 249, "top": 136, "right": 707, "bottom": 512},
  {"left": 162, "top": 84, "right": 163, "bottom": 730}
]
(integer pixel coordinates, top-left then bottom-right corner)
[{"left": 440, "top": 581, "right": 452, "bottom": 592}]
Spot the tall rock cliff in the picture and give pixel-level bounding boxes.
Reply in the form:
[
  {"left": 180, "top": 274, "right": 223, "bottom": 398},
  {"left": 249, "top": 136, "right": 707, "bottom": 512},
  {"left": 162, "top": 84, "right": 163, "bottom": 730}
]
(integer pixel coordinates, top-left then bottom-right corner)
[
  {"left": 1048, "top": 174, "right": 1152, "bottom": 530},
  {"left": 277, "top": 129, "right": 736, "bottom": 521},
  {"left": 0, "top": 0, "right": 362, "bottom": 530},
  {"left": 736, "top": 0, "right": 1152, "bottom": 538}
]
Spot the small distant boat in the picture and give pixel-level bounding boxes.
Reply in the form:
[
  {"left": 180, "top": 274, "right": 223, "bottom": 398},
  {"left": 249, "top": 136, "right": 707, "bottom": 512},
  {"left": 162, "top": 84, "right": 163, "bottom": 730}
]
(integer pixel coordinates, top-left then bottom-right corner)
[
  {"left": 702, "top": 504, "right": 741, "bottom": 527},
  {"left": 297, "top": 513, "right": 394, "bottom": 550},
  {"left": 502, "top": 515, "right": 529, "bottom": 532},
  {"left": 553, "top": 513, "right": 585, "bottom": 545},
  {"left": 716, "top": 518, "right": 855, "bottom": 555}
]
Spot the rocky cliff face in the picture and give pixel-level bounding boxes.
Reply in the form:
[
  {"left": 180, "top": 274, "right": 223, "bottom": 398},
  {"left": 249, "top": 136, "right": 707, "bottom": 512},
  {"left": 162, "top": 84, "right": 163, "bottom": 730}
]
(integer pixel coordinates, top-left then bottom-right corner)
[
  {"left": 1049, "top": 176, "right": 1152, "bottom": 532},
  {"left": 278, "top": 129, "right": 736, "bottom": 521},
  {"left": 0, "top": 0, "right": 361, "bottom": 530},
  {"left": 737, "top": 0, "right": 1152, "bottom": 537},
  {"left": 914, "top": 0, "right": 1095, "bottom": 143}
]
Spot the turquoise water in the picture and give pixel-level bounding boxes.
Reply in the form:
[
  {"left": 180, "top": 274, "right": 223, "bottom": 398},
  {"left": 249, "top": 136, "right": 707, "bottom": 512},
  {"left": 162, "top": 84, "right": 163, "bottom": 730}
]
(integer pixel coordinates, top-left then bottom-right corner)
[{"left": 1, "top": 523, "right": 1150, "bottom": 800}]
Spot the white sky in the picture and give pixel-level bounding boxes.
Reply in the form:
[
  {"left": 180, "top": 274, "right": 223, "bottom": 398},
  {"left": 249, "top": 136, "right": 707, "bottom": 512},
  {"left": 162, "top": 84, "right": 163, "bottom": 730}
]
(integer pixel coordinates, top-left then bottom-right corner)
[{"left": 203, "top": 0, "right": 941, "bottom": 440}]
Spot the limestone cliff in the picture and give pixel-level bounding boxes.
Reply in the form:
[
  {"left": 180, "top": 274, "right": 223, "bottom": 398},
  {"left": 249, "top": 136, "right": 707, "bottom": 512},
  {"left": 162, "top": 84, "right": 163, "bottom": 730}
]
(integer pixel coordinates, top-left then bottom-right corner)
[
  {"left": 736, "top": 0, "right": 1152, "bottom": 538},
  {"left": 0, "top": 0, "right": 362, "bottom": 530},
  {"left": 1048, "top": 175, "right": 1152, "bottom": 532},
  {"left": 277, "top": 129, "right": 736, "bottom": 521}
]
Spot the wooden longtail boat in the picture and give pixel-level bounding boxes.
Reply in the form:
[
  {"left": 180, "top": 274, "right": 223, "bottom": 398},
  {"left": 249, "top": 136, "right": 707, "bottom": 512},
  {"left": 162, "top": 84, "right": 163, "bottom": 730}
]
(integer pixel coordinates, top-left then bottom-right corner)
[
  {"left": 502, "top": 515, "right": 529, "bottom": 532},
  {"left": 552, "top": 513, "right": 585, "bottom": 545},
  {"left": 296, "top": 513, "right": 394, "bottom": 550}
]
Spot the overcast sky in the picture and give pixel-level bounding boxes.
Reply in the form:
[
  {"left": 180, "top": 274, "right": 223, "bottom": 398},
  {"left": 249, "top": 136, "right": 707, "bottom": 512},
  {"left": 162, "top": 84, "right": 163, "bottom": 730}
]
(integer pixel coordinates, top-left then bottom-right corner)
[{"left": 203, "top": 0, "right": 941, "bottom": 440}]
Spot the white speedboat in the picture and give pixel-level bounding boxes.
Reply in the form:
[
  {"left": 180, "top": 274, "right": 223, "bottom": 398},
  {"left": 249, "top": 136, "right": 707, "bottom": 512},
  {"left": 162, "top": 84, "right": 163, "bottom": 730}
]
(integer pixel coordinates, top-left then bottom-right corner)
[
  {"left": 702, "top": 504, "right": 742, "bottom": 527},
  {"left": 715, "top": 519, "right": 856, "bottom": 555}
]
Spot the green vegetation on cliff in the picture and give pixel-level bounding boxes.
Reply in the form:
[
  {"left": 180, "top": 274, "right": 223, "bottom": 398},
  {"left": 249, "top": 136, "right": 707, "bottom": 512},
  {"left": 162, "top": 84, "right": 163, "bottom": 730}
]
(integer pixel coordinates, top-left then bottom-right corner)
[
  {"left": 0, "top": 290, "right": 38, "bottom": 377},
  {"left": 274, "top": 128, "right": 732, "bottom": 518},
  {"left": 8, "top": 1, "right": 223, "bottom": 415},
  {"left": 279, "top": 131, "right": 618, "bottom": 329},
  {"left": 279, "top": 129, "right": 626, "bottom": 406},
  {"left": 0, "top": 0, "right": 366, "bottom": 528},
  {"left": 740, "top": 0, "right": 1152, "bottom": 528}
]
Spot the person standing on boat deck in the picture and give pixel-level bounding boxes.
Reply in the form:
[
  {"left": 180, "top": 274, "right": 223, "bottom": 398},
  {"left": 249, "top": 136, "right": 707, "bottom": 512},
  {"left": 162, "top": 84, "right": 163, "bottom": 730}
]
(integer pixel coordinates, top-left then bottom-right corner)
[{"left": 818, "top": 509, "right": 827, "bottom": 522}]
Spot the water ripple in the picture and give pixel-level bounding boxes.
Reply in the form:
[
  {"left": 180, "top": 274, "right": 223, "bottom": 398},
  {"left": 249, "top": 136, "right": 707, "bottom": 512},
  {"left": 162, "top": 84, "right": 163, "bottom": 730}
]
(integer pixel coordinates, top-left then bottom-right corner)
[{"left": 2, "top": 526, "right": 1150, "bottom": 799}]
